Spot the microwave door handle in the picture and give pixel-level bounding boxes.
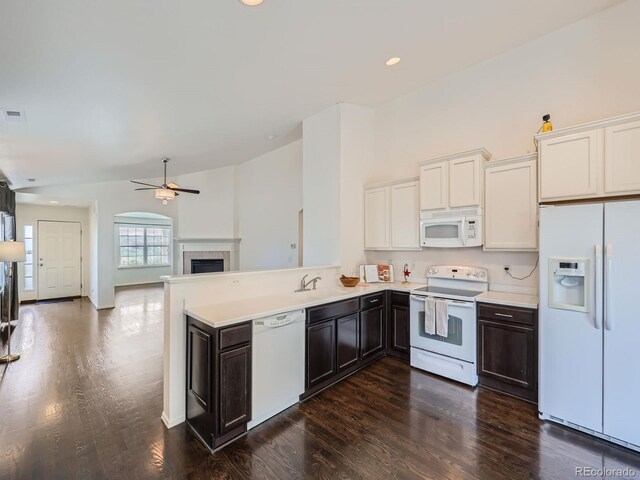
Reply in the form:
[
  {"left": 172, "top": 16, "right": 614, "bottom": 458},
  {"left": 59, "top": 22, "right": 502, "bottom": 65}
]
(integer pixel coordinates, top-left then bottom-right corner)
[{"left": 459, "top": 217, "right": 467, "bottom": 246}]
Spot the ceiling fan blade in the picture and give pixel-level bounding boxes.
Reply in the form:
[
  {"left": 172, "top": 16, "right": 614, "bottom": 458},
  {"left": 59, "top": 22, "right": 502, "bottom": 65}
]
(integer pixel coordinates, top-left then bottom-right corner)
[
  {"left": 131, "top": 180, "right": 161, "bottom": 188},
  {"left": 168, "top": 187, "right": 200, "bottom": 194},
  {"left": 134, "top": 187, "right": 156, "bottom": 191}
]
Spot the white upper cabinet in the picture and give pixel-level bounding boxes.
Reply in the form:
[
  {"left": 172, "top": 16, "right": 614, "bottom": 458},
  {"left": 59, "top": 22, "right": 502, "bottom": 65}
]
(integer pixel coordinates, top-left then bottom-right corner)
[
  {"left": 419, "top": 162, "right": 448, "bottom": 210},
  {"left": 449, "top": 156, "right": 481, "bottom": 208},
  {"left": 604, "top": 119, "right": 640, "bottom": 194},
  {"left": 537, "top": 112, "right": 640, "bottom": 202},
  {"left": 364, "top": 179, "right": 420, "bottom": 251},
  {"left": 484, "top": 155, "right": 538, "bottom": 251},
  {"left": 364, "top": 186, "right": 390, "bottom": 249},
  {"left": 538, "top": 130, "right": 601, "bottom": 201},
  {"left": 390, "top": 181, "right": 420, "bottom": 249},
  {"left": 418, "top": 149, "right": 490, "bottom": 211}
]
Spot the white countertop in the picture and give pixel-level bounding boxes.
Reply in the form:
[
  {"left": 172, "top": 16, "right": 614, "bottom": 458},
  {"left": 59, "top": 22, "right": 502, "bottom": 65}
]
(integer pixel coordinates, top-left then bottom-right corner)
[
  {"left": 185, "top": 282, "right": 424, "bottom": 329},
  {"left": 476, "top": 291, "right": 539, "bottom": 309}
]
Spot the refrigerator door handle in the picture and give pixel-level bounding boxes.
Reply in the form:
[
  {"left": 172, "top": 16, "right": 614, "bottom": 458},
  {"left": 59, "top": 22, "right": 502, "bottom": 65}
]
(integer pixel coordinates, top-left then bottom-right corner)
[
  {"left": 594, "top": 244, "right": 602, "bottom": 330},
  {"left": 605, "top": 243, "right": 613, "bottom": 331}
]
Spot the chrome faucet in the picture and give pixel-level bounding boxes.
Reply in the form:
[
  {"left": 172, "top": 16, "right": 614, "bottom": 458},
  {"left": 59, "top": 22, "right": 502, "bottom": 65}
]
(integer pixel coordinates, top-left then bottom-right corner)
[{"left": 295, "top": 274, "right": 322, "bottom": 292}]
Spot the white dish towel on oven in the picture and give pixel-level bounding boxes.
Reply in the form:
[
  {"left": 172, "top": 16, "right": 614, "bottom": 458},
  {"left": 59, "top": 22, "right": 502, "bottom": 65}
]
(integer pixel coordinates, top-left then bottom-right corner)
[
  {"left": 424, "top": 297, "right": 436, "bottom": 335},
  {"left": 435, "top": 299, "right": 449, "bottom": 337}
]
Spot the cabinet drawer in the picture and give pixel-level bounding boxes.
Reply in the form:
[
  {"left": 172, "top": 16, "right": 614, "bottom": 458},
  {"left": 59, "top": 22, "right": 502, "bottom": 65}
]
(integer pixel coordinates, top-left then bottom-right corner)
[
  {"left": 218, "top": 322, "right": 252, "bottom": 350},
  {"left": 478, "top": 303, "right": 535, "bottom": 326},
  {"left": 307, "top": 298, "right": 359, "bottom": 325},
  {"left": 389, "top": 291, "right": 410, "bottom": 307},
  {"left": 360, "top": 293, "right": 385, "bottom": 310}
]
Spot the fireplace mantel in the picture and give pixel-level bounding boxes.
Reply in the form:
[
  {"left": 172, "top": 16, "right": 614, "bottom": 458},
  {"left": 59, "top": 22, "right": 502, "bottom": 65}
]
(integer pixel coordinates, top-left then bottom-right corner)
[{"left": 174, "top": 238, "right": 241, "bottom": 275}]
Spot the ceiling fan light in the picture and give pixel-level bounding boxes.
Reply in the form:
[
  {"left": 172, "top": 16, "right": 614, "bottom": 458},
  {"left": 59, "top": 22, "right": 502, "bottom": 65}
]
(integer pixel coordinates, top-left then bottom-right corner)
[{"left": 155, "top": 188, "right": 176, "bottom": 201}]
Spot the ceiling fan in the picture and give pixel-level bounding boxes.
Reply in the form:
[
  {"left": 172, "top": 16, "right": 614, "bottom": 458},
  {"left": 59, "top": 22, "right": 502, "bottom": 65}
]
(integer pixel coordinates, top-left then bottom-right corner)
[{"left": 131, "top": 158, "right": 200, "bottom": 204}]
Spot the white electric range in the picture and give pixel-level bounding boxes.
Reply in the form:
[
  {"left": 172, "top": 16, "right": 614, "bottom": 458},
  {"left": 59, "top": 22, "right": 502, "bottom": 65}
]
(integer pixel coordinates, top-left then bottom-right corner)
[{"left": 410, "top": 265, "right": 488, "bottom": 386}]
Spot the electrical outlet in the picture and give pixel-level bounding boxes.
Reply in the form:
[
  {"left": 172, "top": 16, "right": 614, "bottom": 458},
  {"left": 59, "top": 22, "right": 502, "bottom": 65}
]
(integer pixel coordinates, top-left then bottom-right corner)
[
  {"left": 290, "top": 243, "right": 296, "bottom": 249},
  {"left": 287, "top": 256, "right": 293, "bottom": 263},
  {"left": 504, "top": 265, "right": 510, "bottom": 273},
  {"left": 231, "top": 279, "right": 241, "bottom": 286},
  {"left": 411, "top": 262, "right": 416, "bottom": 271}
]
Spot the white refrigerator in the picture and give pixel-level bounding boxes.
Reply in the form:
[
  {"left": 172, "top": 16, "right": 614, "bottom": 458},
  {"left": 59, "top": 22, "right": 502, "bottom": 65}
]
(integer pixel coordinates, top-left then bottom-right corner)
[{"left": 539, "top": 200, "right": 640, "bottom": 451}]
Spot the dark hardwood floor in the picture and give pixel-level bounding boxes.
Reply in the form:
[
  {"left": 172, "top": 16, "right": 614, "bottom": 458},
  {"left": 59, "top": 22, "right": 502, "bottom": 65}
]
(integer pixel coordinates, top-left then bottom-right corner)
[{"left": 1, "top": 284, "right": 639, "bottom": 479}]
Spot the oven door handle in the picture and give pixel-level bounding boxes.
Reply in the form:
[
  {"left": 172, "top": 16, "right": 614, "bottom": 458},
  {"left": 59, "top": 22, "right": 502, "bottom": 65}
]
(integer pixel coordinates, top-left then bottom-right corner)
[
  {"left": 445, "top": 300, "right": 474, "bottom": 309},
  {"left": 410, "top": 295, "right": 474, "bottom": 309}
]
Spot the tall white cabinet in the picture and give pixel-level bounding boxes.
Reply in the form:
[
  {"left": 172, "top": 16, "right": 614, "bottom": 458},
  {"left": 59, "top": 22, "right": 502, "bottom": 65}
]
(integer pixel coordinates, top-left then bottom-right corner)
[
  {"left": 364, "top": 186, "right": 390, "bottom": 250},
  {"left": 537, "top": 112, "right": 640, "bottom": 202},
  {"left": 484, "top": 154, "right": 538, "bottom": 251},
  {"left": 364, "top": 179, "right": 420, "bottom": 250},
  {"left": 418, "top": 148, "right": 490, "bottom": 210}
]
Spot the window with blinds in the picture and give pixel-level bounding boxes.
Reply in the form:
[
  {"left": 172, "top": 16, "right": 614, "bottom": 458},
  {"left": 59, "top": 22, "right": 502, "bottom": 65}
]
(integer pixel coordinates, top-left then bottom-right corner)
[{"left": 118, "top": 225, "right": 170, "bottom": 268}]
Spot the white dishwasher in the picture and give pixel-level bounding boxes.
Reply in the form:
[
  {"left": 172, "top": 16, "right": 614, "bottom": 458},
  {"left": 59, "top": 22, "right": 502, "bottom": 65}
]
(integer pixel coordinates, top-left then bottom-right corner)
[{"left": 248, "top": 309, "right": 305, "bottom": 429}]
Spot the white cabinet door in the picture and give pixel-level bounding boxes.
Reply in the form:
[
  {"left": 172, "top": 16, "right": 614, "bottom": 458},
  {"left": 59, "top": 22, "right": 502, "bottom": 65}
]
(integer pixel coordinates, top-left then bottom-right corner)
[
  {"left": 364, "top": 187, "right": 390, "bottom": 249},
  {"left": 390, "top": 181, "right": 420, "bottom": 249},
  {"left": 604, "top": 120, "right": 640, "bottom": 195},
  {"left": 538, "top": 130, "right": 601, "bottom": 201},
  {"left": 449, "top": 155, "right": 481, "bottom": 208},
  {"left": 484, "top": 159, "right": 538, "bottom": 250},
  {"left": 603, "top": 201, "right": 640, "bottom": 447},
  {"left": 419, "top": 162, "right": 448, "bottom": 210}
]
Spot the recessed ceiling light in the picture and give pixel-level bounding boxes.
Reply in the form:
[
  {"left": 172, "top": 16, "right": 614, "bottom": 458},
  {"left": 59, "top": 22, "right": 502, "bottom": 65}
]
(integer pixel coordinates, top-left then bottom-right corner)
[
  {"left": 385, "top": 57, "right": 401, "bottom": 66},
  {"left": 27, "top": 178, "right": 36, "bottom": 182},
  {"left": 268, "top": 135, "right": 278, "bottom": 140},
  {"left": 49, "top": 200, "right": 59, "bottom": 204},
  {"left": 241, "top": 0, "right": 263, "bottom": 5}
]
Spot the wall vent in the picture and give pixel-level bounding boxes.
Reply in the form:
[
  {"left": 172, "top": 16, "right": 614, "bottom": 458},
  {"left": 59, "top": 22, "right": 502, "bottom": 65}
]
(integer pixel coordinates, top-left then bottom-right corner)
[{"left": 3, "top": 110, "right": 26, "bottom": 122}]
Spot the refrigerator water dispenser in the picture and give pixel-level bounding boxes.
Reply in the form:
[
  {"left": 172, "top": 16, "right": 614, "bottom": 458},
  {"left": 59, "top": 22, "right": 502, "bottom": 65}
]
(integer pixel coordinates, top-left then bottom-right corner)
[{"left": 548, "top": 258, "right": 589, "bottom": 312}]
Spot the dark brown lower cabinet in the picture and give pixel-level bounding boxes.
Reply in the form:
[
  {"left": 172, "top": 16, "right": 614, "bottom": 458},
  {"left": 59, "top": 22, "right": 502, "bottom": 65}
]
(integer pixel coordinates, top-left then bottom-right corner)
[
  {"left": 337, "top": 314, "right": 359, "bottom": 372},
  {"left": 386, "top": 291, "right": 410, "bottom": 362},
  {"left": 303, "top": 295, "right": 386, "bottom": 399},
  {"left": 477, "top": 303, "right": 538, "bottom": 403},
  {"left": 186, "top": 317, "right": 252, "bottom": 450},
  {"left": 306, "top": 319, "right": 336, "bottom": 389},
  {"left": 360, "top": 306, "right": 384, "bottom": 360},
  {"left": 219, "top": 345, "right": 251, "bottom": 435}
]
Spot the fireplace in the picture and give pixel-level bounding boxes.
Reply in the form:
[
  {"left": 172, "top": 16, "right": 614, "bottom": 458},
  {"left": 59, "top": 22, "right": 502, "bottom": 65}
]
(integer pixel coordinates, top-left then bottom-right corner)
[
  {"left": 191, "top": 259, "right": 224, "bottom": 274},
  {"left": 176, "top": 238, "right": 240, "bottom": 274}
]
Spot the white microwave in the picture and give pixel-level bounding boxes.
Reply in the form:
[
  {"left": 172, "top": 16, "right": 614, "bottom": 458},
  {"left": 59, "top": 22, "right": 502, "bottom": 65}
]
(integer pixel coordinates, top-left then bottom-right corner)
[{"left": 420, "top": 208, "right": 483, "bottom": 248}]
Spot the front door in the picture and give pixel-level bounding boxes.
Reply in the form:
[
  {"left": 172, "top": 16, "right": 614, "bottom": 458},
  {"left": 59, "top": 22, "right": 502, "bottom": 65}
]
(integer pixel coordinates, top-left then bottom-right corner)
[{"left": 38, "top": 221, "right": 82, "bottom": 300}]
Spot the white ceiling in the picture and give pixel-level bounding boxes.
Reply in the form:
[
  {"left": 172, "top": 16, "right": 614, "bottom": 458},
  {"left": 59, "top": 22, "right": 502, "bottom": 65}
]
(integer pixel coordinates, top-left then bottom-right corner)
[{"left": 0, "top": 0, "right": 622, "bottom": 190}]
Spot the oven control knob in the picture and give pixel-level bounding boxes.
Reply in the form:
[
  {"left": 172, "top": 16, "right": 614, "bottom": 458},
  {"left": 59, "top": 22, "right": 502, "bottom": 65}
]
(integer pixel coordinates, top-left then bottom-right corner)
[
  {"left": 480, "top": 271, "right": 486, "bottom": 278},
  {"left": 433, "top": 268, "right": 438, "bottom": 274}
]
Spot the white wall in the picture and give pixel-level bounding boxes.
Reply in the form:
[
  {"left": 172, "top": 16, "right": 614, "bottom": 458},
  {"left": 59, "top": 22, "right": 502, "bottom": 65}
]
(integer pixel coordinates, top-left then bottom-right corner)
[
  {"left": 19, "top": 179, "right": 179, "bottom": 308},
  {"left": 302, "top": 105, "right": 342, "bottom": 267},
  {"left": 365, "top": 0, "right": 640, "bottom": 292},
  {"left": 237, "top": 140, "right": 302, "bottom": 270},
  {"left": 15, "top": 203, "right": 91, "bottom": 302},
  {"left": 339, "top": 104, "right": 374, "bottom": 275},
  {"left": 113, "top": 214, "right": 173, "bottom": 286},
  {"left": 176, "top": 166, "right": 237, "bottom": 239}
]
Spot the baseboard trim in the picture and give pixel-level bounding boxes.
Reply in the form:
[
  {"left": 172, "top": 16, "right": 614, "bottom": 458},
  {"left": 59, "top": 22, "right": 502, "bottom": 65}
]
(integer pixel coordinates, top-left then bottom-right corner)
[{"left": 161, "top": 411, "right": 185, "bottom": 429}]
